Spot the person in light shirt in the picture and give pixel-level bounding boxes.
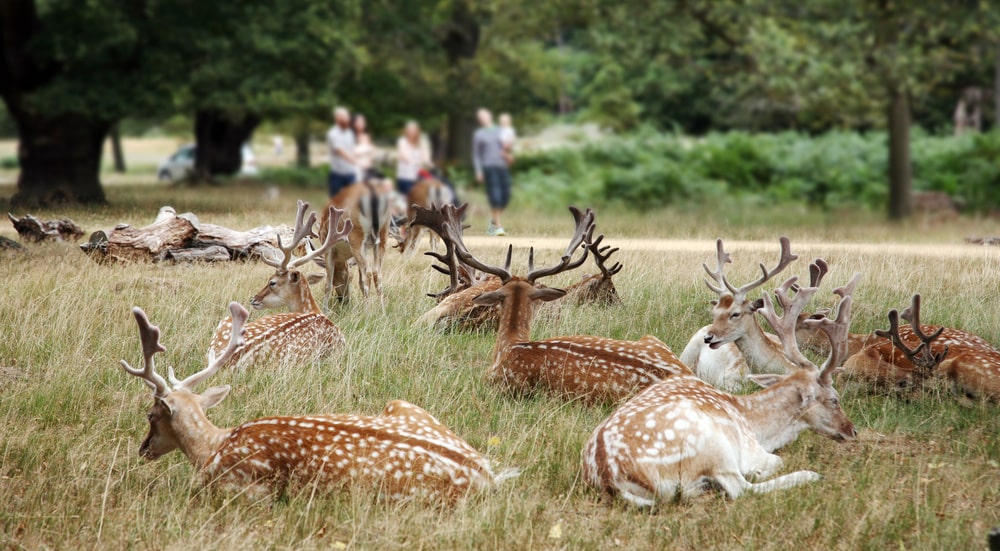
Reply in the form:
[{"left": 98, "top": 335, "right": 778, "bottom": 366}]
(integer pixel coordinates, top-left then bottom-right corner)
[
  {"left": 395, "top": 120, "right": 430, "bottom": 196},
  {"left": 326, "top": 106, "right": 356, "bottom": 197},
  {"left": 352, "top": 113, "right": 375, "bottom": 182}
]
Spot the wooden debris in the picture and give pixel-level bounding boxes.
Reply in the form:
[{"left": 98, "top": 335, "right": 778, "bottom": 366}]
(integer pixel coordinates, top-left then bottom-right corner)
[
  {"left": 0, "top": 236, "right": 24, "bottom": 251},
  {"left": 965, "top": 236, "right": 1000, "bottom": 246},
  {"left": 7, "top": 213, "right": 84, "bottom": 243}
]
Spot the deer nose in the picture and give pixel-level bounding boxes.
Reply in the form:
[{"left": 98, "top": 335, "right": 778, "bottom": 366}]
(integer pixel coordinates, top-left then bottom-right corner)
[{"left": 704, "top": 334, "right": 715, "bottom": 344}]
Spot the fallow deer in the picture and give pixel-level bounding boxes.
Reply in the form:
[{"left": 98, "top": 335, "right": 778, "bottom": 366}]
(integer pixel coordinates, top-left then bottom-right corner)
[
  {"left": 399, "top": 176, "right": 455, "bottom": 256},
  {"left": 841, "top": 294, "right": 1000, "bottom": 399},
  {"left": 680, "top": 237, "right": 808, "bottom": 390},
  {"left": 563, "top": 226, "right": 623, "bottom": 306},
  {"left": 583, "top": 271, "right": 860, "bottom": 506},
  {"left": 321, "top": 181, "right": 391, "bottom": 301},
  {"left": 446, "top": 205, "right": 690, "bottom": 404},
  {"left": 125, "top": 302, "right": 517, "bottom": 501},
  {"left": 208, "top": 200, "right": 351, "bottom": 369}
]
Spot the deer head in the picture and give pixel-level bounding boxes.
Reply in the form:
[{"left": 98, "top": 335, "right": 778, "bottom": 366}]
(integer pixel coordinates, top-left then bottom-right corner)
[
  {"left": 875, "top": 294, "right": 949, "bottom": 382},
  {"left": 252, "top": 201, "right": 352, "bottom": 313},
  {"left": 408, "top": 202, "right": 474, "bottom": 300},
  {"left": 702, "top": 236, "right": 799, "bottom": 349},
  {"left": 121, "top": 302, "right": 248, "bottom": 461}
]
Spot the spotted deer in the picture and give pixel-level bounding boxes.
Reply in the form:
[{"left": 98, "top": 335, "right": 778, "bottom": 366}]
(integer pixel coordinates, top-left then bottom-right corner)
[
  {"left": 321, "top": 181, "right": 391, "bottom": 301},
  {"left": 840, "top": 294, "right": 1000, "bottom": 399},
  {"left": 209, "top": 200, "right": 351, "bottom": 369},
  {"left": 446, "top": 205, "right": 690, "bottom": 404},
  {"left": 564, "top": 225, "right": 623, "bottom": 306},
  {"left": 583, "top": 271, "right": 860, "bottom": 506},
  {"left": 124, "top": 302, "right": 517, "bottom": 501},
  {"left": 680, "top": 237, "right": 811, "bottom": 390},
  {"left": 399, "top": 176, "right": 455, "bottom": 256}
]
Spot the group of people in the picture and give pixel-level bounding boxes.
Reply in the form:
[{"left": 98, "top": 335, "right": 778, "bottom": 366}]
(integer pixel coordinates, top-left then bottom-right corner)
[{"left": 325, "top": 106, "right": 516, "bottom": 236}]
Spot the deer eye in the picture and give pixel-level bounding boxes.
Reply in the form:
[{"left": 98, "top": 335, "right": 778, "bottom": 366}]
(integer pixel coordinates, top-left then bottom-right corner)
[
  {"left": 730, "top": 312, "right": 740, "bottom": 319},
  {"left": 830, "top": 398, "right": 840, "bottom": 407},
  {"left": 147, "top": 413, "right": 155, "bottom": 422},
  {"left": 269, "top": 280, "right": 277, "bottom": 287}
]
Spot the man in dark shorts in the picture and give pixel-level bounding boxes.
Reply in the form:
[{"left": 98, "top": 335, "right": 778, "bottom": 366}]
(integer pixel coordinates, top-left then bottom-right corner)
[{"left": 472, "top": 108, "right": 511, "bottom": 236}]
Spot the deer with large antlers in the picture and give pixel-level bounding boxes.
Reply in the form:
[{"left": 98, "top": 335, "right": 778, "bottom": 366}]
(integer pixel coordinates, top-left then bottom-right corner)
[
  {"left": 839, "top": 294, "right": 1000, "bottom": 399},
  {"left": 208, "top": 201, "right": 351, "bottom": 369},
  {"left": 563, "top": 227, "right": 623, "bottom": 306},
  {"left": 398, "top": 176, "right": 455, "bottom": 256},
  {"left": 680, "top": 237, "right": 811, "bottom": 390},
  {"left": 125, "top": 303, "right": 517, "bottom": 501},
  {"left": 320, "top": 181, "right": 391, "bottom": 301},
  {"left": 583, "top": 271, "right": 860, "bottom": 506},
  {"left": 446, "top": 205, "right": 689, "bottom": 403}
]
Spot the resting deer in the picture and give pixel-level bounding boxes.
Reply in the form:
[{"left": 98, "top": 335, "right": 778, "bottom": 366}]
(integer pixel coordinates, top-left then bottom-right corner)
[
  {"left": 321, "top": 181, "right": 391, "bottom": 301},
  {"left": 446, "top": 205, "right": 689, "bottom": 403},
  {"left": 680, "top": 237, "right": 808, "bottom": 390},
  {"left": 209, "top": 201, "right": 351, "bottom": 369},
  {"left": 840, "top": 294, "right": 1000, "bottom": 399},
  {"left": 125, "top": 302, "right": 517, "bottom": 501},
  {"left": 583, "top": 271, "right": 860, "bottom": 506},
  {"left": 564, "top": 225, "right": 623, "bottom": 306},
  {"left": 398, "top": 176, "right": 455, "bottom": 256},
  {"left": 409, "top": 203, "right": 503, "bottom": 330}
]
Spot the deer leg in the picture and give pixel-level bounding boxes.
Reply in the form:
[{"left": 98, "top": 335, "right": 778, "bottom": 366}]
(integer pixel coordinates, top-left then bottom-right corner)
[
  {"left": 746, "top": 470, "right": 821, "bottom": 494},
  {"left": 372, "top": 239, "right": 385, "bottom": 295}
]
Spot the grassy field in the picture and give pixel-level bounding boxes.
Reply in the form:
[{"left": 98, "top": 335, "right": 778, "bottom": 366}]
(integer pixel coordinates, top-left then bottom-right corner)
[{"left": 1, "top": 181, "right": 999, "bottom": 550}]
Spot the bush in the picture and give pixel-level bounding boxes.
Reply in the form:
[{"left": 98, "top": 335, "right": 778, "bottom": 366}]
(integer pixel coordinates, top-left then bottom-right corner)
[
  {"left": 0, "top": 156, "right": 18, "bottom": 169},
  {"left": 258, "top": 166, "right": 327, "bottom": 189}
]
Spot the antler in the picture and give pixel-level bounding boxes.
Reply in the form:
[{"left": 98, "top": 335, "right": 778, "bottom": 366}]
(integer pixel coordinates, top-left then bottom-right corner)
[
  {"left": 802, "top": 273, "right": 862, "bottom": 384},
  {"left": 411, "top": 203, "right": 471, "bottom": 298},
  {"left": 525, "top": 206, "right": 593, "bottom": 283},
  {"left": 169, "top": 302, "right": 250, "bottom": 391},
  {"left": 585, "top": 225, "right": 622, "bottom": 278},
  {"left": 263, "top": 200, "right": 316, "bottom": 271},
  {"left": 875, "top": 294, "right": 948, "bottom": 373},
  {"left": 443, "top": 203, "right": 514, "bottom": 284},
  {"left": 120, "top": 307, "right": 171, "bottom": 397},
  {"left": 703, "top": 238, "right": 732, "bottom": 294},
  {"left": 758, "top": 276, "right": 820, "bottom": 370},
  {"left": 718, "top": 236, "right": 798, "bottom": 298},
  {"left": 288, "top": 205, "right": 352, "bottom": 270}
]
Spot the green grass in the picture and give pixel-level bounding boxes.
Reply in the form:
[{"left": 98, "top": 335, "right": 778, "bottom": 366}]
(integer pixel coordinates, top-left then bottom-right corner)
[{"left": 0, "top": 181, "right": 998, "bottom": 549}]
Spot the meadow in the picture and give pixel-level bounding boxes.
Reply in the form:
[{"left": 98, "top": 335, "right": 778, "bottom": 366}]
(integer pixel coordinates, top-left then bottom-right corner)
[{"left": 1, "top": 181, "right": 999, "bottom": 550}]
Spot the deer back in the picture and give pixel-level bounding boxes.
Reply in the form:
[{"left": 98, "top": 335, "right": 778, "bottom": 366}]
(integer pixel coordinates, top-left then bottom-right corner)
[{"left": 209, "top": 312, "right": 344, "bottom": 370}]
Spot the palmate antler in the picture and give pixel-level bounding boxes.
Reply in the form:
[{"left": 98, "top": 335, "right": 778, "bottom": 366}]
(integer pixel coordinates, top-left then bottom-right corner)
[
  {"left": 802, "top": 273, "right": 862, "bottom": 383},
  {"left": 409, "top": 203, "right": 474, "bottom": 299},
  {"left": 263, "top": 201, "right": 352, "bottom": 272},
  {"left": 703, "top": 236, "right": 798, "bottom": 298},
  {"left": 876, "top": 294, "right": 949, "bottom": 375},
  {"left": 121, "top": 303, "right": 249, "bottom": 396},
  {"left": 585, "top": 224, "right": 622, "bottom": 278}
]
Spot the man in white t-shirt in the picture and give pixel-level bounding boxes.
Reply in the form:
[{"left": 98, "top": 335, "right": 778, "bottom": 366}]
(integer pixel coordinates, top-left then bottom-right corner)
[{"left": 326, "top": 107, "right": 357, "bottom": 197}]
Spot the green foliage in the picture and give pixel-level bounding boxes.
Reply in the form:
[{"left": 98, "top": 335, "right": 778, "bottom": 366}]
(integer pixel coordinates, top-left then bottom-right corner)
[
  {"left": 258, "top": 166, "right": 328, "bottom": 189},
  {"left": 515, "top": 129, "right": 1000, "bottom": 212},
  {"left": 0, "top": 156, "right": 18, "bottom": 169}
]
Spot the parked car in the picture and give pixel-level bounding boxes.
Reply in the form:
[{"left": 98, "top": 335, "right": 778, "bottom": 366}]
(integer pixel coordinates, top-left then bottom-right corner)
[{"left": 157, "top": 144, "right": 259, "bottom": 181}]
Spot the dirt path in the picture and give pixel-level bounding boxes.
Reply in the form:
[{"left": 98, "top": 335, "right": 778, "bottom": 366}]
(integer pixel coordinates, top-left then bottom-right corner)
[{"left": 461, "top": 236, "right": 1000, "bottom": 259}]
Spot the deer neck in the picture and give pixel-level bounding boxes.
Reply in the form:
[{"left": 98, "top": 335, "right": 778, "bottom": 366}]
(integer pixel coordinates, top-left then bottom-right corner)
[
  {"left": 294, "top": 284, "right": 322, "bottom": 314},
  {"left": 733, "top": 380, "right": 810, "bottom": 452},
  {"left": 492, "top": 288, "right": 535, "bottom": 367},
  {"left": 734, "top": 319, "right": 796, "bottom": 372},
  {"left": 171, "top": 403, "right": 232, "bottom": 469}
]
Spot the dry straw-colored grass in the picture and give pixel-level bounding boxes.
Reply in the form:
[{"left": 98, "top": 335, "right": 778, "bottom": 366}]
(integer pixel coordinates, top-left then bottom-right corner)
[{"left": 1, "top": 182, "right": 998, "bottom": 550}]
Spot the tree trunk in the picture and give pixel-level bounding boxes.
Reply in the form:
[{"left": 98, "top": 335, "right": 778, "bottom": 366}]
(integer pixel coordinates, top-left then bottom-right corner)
[
  {"left": 994, "top": 42, "right": 1000, "bottom": 131},
  {"left": 110, "top": 123, "right": 126, "bottom": 173},
  {"left": 887, "top": 88, "right": 912, "bottom": 220},
  {"left": 294, "top": 130, "right": 310, "bottom": 168},
  {"left": 438, "top": 1, "right": 480, "bottom": 165},
  {"left": 9, "top": 110, "right": 110, "bottom": 207},
  {"left": 192, "top": 109, "right": 260, "bottom": 182}
]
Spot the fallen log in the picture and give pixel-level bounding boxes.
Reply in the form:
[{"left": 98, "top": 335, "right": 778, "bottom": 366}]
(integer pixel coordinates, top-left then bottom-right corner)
[{"left": 7, "top": 213, "right": 84, "bottom": 243}]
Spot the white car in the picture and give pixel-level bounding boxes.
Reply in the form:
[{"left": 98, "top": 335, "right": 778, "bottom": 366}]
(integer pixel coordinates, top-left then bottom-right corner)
[{"left": 157, "top": 144, "right": 259, "bottom": 181}]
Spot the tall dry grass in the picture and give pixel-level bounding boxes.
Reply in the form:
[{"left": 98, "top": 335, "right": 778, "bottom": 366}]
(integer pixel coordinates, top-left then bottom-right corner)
[{"left": 0, "top": 183, "right": 998, "bottom": 549}]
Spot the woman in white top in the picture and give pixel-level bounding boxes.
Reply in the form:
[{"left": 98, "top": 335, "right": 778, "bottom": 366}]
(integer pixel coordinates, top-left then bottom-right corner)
[
  {"left": 353, "top": 114, "right": 375, "bottom": 182},
  {"left": 396, "top": 120, "right": 429, "bottom": 195}
]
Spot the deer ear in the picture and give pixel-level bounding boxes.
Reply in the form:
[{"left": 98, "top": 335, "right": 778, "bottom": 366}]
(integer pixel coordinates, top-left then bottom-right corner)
[
  {"left": 306, "top": 273, "right": 325, "bottom": 285},
  {"left": 746, "top": 373, "right": 784, "bottom": 388},
  {"left": 289, "top": 272, "right": 300, "bottom": 284},
  {"left": 199, "top": 385, "right": 231, "bottom": 410},
  {"left": 473, "top": 290, "right": 506, "bottom": 306},
  {"left": 749, "top": 298, "right": 765, "bottom": 312},
  {"left": 529, "top": 287, "right": 567, "bottom": 302}
]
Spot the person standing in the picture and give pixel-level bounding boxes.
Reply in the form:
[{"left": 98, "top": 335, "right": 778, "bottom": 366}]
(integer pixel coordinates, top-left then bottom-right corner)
[
  {"left": 396, "top": 120, "right": 429, "bottom": 196},
  {"left": 473, "top": 108, "right": 511, "bottom": 236},
  {"left": 498, "top": 112, "right": 516, "bottom": 165},
  {"left": 353, "top": 113, "right": 375, "bottom": 182},
  {"left": 326, "top": 106, "right": 356, "bottom": 197}
]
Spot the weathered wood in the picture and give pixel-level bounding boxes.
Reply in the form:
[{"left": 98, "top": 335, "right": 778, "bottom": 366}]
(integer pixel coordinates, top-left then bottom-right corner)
[
  {"left": 97, "top": 214, "right": 199, "bottom": 264},
  {"left": 966, "top": 236, "right": 1000, "bottom": 246},
  {"left": 165, "top": 245, "right": 232, "bottom": 263},
  {"left": 0, "top": 236, "right": 25, "bottom": 250},
  {"left": 7, "top": 212, "right": 84, "bottom": 242}
]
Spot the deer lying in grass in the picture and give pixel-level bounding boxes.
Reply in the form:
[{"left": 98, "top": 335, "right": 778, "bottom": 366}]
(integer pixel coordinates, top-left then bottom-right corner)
[
  {"left": 833, "top": 294, "right": 1000, "bottom": 400},
  {"left": 583, "top": 271, "right": 860, "bottom": 506},
  {"left": 447, "top": 205, "right": 689, "bottom": 403},
  {"left": 680, "top": 237, "right": 809, "bottom": 390},
  {"left": 320, "top": 181, "right": 391, "bottom": 301},
  {"left": 563, "top": 226, "right": 623, "bottom": 306},
  {"left": 125, "top": 302, "right": 517, "bottom": 501},
  {"left": 398, "top": 176, "right": 455, "bottom": 256},
  {"left": 209, "top": 201, "right": 351, "bottom": 369}
]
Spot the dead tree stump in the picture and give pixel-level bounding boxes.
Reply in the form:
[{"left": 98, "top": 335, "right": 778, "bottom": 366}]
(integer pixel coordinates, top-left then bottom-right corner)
[{"left": 7, "top": 213, "right": 84, "bottom": 243}]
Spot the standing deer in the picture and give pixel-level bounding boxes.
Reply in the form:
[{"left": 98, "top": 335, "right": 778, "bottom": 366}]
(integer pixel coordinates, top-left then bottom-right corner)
[
  {"left": 447, "top": 205, "right": 689, "bottom": 404},
  {"left": 680, "top": 237, "right": 809, "bottom": 390},
  {"left": 208, "top": 201, "right": 351, "bottom": 369},
  {"left": 840, "top": 294, "right": 1000, "bottom": 399},
  {"left": 583, "top": 272, "right": 860, "bottom": 506},
  {"left": 399, "top": 176, "right": 455, "bottom": 256},
  {"left": 125, "top": 302, "right": 517, "bottom": 501},
  {"left": 321, "top": 181, "right": 391, "bottom": 301},
  {"left": 564, "top": 226, "right": 623, "bottom": 306}
]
